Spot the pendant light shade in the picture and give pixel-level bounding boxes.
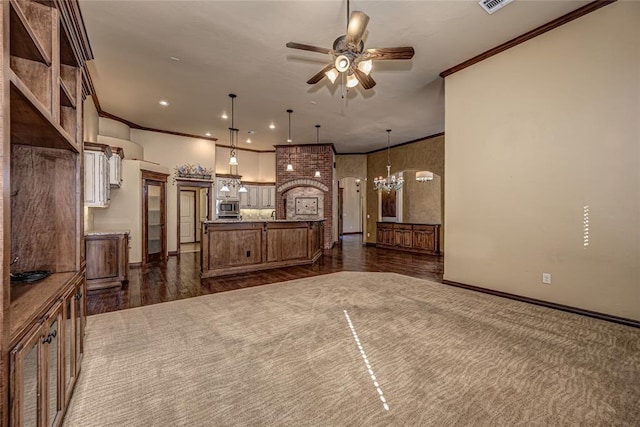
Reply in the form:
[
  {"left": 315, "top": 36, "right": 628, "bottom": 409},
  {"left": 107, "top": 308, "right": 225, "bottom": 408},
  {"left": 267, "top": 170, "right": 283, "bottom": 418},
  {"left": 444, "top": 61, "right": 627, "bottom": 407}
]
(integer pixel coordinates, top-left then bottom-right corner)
[
  {"left": 286, "top": 109, "right": 294, "bottom": 172},
  {"left": 314, "top": 124, "right": 321, "bottom": 178}
]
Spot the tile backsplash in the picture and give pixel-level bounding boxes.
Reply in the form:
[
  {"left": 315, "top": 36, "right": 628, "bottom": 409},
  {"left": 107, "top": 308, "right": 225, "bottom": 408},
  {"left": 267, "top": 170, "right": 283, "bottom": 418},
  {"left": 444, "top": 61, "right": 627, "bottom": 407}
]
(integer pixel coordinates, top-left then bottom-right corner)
[{"left": 240, "top": 208, "right": 275, "bottom": 220}]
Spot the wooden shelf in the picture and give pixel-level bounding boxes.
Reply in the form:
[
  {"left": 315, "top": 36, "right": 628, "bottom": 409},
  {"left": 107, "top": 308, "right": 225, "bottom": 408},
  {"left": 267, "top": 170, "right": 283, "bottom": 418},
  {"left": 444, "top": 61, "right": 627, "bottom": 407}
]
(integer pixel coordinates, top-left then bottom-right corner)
[
  {"left": 10, "top": 70, "right": 77, "bottom": 152},
  {"left": 59, "top": 78, "right": 76, "bottom": 108},
  {"left": 9, "top": 0, "right": 52, "bottom": 66}
]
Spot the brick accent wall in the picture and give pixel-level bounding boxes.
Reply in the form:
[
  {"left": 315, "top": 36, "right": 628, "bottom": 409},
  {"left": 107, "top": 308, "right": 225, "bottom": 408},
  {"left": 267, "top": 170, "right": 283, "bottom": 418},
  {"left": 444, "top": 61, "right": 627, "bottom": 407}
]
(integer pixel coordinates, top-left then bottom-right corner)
[{"left": 275, "top": 144, "right": 334, "bottom": 249}]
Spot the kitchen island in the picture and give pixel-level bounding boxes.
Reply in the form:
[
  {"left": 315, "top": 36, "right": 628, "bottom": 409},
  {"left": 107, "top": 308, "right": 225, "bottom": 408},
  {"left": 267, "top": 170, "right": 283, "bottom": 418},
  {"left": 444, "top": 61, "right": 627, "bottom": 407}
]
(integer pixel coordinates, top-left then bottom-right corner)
[{"left": 201, "top": 220, "right": 324, "bottom": 277}]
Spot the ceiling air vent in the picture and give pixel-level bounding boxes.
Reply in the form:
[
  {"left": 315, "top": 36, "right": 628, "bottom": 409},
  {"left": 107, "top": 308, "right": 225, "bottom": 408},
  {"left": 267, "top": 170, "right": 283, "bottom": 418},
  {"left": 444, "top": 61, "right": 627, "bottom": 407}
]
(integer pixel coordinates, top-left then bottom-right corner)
[{"left": 479, "top": 0, "right": 514, "bottom": 14}]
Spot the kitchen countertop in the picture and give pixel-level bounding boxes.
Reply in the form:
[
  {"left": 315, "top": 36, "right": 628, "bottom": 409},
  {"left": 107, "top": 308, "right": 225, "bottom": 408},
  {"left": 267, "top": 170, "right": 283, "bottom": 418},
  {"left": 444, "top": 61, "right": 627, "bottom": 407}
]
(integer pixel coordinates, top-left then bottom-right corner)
[
  {"left": 85, "top": 230, "right": 130, "bottom": 236},
  {"left": 204, "top": 219, "right": 324, "bottom": 224}
]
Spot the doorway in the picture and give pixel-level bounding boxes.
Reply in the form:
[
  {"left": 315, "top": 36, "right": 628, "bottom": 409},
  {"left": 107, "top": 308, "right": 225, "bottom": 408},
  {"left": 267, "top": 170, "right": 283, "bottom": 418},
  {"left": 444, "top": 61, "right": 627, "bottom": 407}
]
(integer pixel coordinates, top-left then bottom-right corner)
[
  {"left": 176, "top": 180, "right": 213, "bottom": 255},
  {"left": 142, "top": 171, "right": 169, "bottom": 266},
  {"left": 180, "top": 190, "right": 196, "bottom": 244}
]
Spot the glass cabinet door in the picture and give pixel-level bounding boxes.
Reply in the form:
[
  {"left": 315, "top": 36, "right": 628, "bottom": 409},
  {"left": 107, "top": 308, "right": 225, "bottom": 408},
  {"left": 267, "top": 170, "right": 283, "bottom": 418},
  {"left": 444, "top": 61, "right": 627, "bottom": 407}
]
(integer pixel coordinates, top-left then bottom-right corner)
[
  {"left": 44, "top": 305, "right": 63, "bottom": 427},
  {"left": 11, "top": 326, "right": 41, "bottom": 427},
  {"left": 143, "top": 173, "right": 167, "bottom": 265}
]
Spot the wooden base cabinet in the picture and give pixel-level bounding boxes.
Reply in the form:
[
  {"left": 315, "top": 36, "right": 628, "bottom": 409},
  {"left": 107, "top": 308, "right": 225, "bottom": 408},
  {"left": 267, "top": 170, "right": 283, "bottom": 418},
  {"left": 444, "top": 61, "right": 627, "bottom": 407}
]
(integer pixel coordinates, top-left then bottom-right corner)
[
  {"left": 85, "top": 232, "right": 130, "bottom": 290},
  {"left": 376, "top": 222, "right": 441, "bottom": 255},
  {"left": 10, "top": 273, "right": 86, "bottom": 427}
]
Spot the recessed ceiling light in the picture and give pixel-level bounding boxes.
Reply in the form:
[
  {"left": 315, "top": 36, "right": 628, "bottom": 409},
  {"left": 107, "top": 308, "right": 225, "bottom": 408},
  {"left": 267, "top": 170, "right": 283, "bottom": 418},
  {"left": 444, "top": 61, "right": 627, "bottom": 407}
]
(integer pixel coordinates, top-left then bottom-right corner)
[
  {"left": 221, "top": 112, "right": 228, "bottom": 120},
  {"left": 269, "top": 123, "right": 275, "bottom": 129},
  {"left": 248, "top": 130, "right": 256, "bottom": 135},
  {"left": 246, "top": 138, "right": 252, "bottom": 144},
  {"left": 170, "top": 56, "right": 180, "bottom": 61},
  {"left": 205, "top": 132, "right": 211, "bottom": 137},
  {"left": 159, "top": 100, "right": 169, "bottom": 107},
  {"left": 310, "top": 100, "right": 317, "bottom": 105}
]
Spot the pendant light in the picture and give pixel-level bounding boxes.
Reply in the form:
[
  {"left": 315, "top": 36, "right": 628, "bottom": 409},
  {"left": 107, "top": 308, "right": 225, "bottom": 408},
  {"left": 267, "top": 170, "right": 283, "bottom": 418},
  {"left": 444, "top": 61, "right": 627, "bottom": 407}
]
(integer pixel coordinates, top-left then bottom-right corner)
[
  {"left": 221, "top": 93, "right": 246, "bottom": 193},
  {"left": 228, "top": 94, "right": 238, "bottom": 166},
  {"left": 314, "top": 124, "right": 321, "bottom": 178},
  {"left": 286, "top": 109, "right": 294, "bottom": 172}
]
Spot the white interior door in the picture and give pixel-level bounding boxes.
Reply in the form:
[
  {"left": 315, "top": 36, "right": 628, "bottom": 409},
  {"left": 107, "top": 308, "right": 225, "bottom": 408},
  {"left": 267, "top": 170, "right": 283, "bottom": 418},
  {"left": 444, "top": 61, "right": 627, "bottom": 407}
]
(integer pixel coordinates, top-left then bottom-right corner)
[{"left": 180, "top": 191, "right": 196, "bottom": 243}]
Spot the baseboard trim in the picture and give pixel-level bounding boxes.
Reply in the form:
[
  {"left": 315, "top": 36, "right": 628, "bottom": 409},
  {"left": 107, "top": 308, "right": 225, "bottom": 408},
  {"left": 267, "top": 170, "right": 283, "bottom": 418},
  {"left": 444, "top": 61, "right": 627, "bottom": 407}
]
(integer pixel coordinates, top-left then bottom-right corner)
[
  {"left": 364, "top": 242, "right": 376, "bottom": 247},
  {"left": 442, "top": 279, "right": 639, "bottom": 328},
  {"left": 168, "top": 251, "right": 179, "bottom": 256},
  {"left": 342, "top": 232, "right": 363, "bottom": 235},
  {"left": 129, "top": 262, "right": 142, "bottom": 269}
]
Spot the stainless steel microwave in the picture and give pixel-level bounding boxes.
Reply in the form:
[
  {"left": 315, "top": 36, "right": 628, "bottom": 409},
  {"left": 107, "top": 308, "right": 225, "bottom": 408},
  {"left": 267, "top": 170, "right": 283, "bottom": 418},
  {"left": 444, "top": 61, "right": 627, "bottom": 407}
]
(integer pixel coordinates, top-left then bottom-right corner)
[{"left": 218, "top": 200, "right": 239, "bottom": 216}]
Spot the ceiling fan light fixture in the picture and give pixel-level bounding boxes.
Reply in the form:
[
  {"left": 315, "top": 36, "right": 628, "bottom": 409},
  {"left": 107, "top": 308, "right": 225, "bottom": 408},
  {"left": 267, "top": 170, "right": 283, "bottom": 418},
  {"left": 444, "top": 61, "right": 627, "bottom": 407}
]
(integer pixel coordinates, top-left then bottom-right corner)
[
  {"left": 357, "top": 59, "right": 373, "bottom": 75},
  {"left": 335, "top": 55, "right": 350, "bottom": 72},
  {"left": 346, "top": 73, "right": 359, "bottom": 88},
  {"left": 325, "top": 68, "right": 339, "bottom": 84}
]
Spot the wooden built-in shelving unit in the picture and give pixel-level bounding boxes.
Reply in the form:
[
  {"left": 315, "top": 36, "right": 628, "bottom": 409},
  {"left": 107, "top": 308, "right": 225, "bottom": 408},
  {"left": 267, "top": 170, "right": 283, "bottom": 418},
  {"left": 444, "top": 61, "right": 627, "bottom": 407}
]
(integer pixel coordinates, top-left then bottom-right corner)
[{"left": 1, "top": 0, "right": 93, "bottom": 425}]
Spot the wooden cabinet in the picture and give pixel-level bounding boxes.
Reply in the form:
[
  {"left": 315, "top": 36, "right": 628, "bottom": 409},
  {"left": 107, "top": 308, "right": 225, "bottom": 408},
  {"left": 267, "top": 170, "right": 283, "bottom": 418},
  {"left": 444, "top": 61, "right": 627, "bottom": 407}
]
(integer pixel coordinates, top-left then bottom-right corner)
[
  {"left": 376, "top": 222, "right": 395, "bottom": 246},
  {"left": 376, "top": 222, "right": 441, "bottom": 255},
  {"left": 84, "top": 143, "right": 112, "bottom": 207},
  {"left": 394, "top": 224, "right": 413, "bottom": 248},
  {"left": 85, "top": 232, "right": 130, "bottom": 290},
  {"left": 259, "top": 186, "right": 276, "bottom": 209},
  {"left": 10, "top": 273, "right": 85, "bottom": 427},
  {"left": 201, "top": 220, "right": 324, "bottom": 277},
  {"left": 2, "top": 1, "right": 91, "bottom": 425},
  {"left": 109, "top": 146, "right": 124, "bottom": 188}
]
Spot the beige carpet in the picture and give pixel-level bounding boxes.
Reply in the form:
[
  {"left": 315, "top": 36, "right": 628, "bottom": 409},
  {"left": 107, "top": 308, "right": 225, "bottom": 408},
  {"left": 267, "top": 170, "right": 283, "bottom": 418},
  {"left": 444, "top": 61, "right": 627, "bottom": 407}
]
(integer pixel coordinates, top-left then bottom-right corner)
[{"left": 63, "top": 272, "right": 640, "bottom": 426}]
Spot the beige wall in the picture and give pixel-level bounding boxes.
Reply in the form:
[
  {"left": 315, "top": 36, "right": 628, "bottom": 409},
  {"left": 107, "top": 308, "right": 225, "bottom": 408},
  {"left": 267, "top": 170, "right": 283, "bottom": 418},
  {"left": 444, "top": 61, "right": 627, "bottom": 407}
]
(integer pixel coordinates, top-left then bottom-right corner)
[
  {"left": 131, "top": 129, "right": 216, "bottom": 254},
  {"left": 444, "top": 2, "right": 640, "bottom": 320},
  {"left": 403, "top": 171, "right": 442, "bottom": 225},
  {"left": 365, "top": 135, "right": 445, "bottom": 244},
  {"left": 215, "top": 146, "right": 275, "bottom": 182},
  {"left": 83, "top": 97, "right": 99, "bottom": 143},
  {"left": 97, "top": 135, "right": 144, "bottom": 160},
  {"left": 92, "top": 160, "right": 142, "bottom": 263},
  {"left": 99, "top": 117, "right": 131, "bottom": 140}
]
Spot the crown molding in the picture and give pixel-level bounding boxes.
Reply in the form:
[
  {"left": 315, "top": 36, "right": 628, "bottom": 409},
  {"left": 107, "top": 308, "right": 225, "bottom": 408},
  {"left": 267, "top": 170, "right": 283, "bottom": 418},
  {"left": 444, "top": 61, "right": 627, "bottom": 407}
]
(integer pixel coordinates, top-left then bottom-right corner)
[{"left": 440, "top": 0, "right": 617, "bottom": 78}]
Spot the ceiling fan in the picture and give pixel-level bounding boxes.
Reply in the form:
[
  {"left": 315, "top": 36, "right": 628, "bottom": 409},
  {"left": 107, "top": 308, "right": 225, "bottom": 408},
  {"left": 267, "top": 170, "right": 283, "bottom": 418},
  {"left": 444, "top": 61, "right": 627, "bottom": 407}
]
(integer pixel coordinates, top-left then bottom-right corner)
[{"left": 286, "top": 1, "right": 415, "bottom": 90}]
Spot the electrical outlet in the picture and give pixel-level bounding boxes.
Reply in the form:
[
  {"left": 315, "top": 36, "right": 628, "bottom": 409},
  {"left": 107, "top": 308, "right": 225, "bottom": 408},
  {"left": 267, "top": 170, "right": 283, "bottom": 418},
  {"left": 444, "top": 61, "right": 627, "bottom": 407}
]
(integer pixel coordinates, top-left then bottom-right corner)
[{"left": 542, "top": 273, "right": 552, "bottom": 284}]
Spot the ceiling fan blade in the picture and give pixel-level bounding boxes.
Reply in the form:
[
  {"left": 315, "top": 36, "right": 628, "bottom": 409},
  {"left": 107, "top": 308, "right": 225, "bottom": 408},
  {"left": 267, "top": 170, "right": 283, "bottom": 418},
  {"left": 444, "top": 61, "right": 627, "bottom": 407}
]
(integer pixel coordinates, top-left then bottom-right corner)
[
  {"left": 346, "top": 11, "right": 369, "bottom": 48},
  {"left": 353, "top": 68, "right": 376, "bottom": 90},
  {"left": 307, "top": 64, "right": 335, "bottom": 85},
  {"left": 286, "top": 42, "right": 331, "bottom": 55},
  {"left": 365, "top": 47, "right": 415, "bottom": 60}
]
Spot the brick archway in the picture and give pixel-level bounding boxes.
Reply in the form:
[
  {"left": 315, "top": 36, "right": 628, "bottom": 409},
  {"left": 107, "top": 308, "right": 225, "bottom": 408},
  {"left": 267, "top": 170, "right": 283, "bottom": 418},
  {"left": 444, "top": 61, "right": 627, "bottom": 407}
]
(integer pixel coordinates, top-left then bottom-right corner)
[{"left": 277, "top": 179, "right": 329, "bottom": 193}]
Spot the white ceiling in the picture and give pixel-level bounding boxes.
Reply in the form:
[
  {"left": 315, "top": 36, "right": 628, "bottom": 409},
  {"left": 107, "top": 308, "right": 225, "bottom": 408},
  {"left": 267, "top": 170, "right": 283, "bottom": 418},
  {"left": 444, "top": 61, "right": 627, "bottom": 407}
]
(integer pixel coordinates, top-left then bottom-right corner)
[{"left": 81, "top": 0, "right": 588, "bottom": 153}]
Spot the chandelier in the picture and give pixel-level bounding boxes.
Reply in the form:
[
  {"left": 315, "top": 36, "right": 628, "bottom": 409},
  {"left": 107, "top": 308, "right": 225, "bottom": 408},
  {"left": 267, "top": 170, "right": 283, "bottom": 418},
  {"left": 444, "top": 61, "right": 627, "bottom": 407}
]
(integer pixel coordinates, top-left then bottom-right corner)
[
  {"left": 220, "top": 93, "right": 246, "bottom": 194},
  {"left": 373, "top": 129, "right": 404, "bottom": 192}
]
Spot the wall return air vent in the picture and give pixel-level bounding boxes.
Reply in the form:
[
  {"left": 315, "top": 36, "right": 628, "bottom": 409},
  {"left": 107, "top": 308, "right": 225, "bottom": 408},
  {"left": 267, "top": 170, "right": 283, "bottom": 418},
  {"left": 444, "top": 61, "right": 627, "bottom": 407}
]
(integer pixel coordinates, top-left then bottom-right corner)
[{"left": 479, "top": 0, "right": 514, "bottom": 14}]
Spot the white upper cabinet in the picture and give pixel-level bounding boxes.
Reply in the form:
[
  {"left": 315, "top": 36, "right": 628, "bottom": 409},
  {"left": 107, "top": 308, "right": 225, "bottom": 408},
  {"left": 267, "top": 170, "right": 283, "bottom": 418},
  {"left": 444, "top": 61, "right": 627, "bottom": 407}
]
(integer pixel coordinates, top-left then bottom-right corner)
[
  {"left": 259, "top": 186, "right": 276, "bottom": 209},
  {"left": 109, "top": 147, "right": 124, "bottom": 188},
  {"left": 84, "top": 143, "right": 112, "bottom": 207}
]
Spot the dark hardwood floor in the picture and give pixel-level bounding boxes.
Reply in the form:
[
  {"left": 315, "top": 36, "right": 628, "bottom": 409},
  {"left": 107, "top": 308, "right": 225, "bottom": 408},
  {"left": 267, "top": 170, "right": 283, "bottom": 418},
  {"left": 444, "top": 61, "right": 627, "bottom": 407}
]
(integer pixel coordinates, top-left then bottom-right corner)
[{"left": 86, "top": 234, "right": 444, "bottom": 315}]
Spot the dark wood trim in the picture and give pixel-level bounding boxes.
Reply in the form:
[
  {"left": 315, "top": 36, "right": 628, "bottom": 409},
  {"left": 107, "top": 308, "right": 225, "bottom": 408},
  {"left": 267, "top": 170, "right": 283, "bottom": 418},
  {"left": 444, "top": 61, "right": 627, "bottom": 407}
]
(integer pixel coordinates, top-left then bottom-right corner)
[
  {"left": 141, "top": 170, "right": 169, "bottom": 182},
  {"left": 442, "top": 279, "right": 639, "bottom": 329},
  {"left": 238, "top": 181, "right": 276, "bottom": 186},
  {"left": 168, "top": 251, "right": 178, "bottom": 257},
  {"left": 365, "top": 132, "right": 445, "bottom": 155},
  {"left": 129, "top": 262, "right": 142, "bottom": 269},
  {"left": 215, "top": 173, "right": 241, "bottom": 179},
  {"left": 215, "top": 143, "right": 275, "bottom": 154},
  {"left": 97, "top": 109, "right": 219, "bottom": 142},
  {"left": 364, "top": 242, "right": 377, "bottom": 247},
  {"left": 273, "top": 142, "right": 336, "bottom": 154},
  {"left": 342, "top": 232, "right": 362, "bottom": 235},
  {"left": 439, "top": 0, "right": 617, "bottom": 78}
]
